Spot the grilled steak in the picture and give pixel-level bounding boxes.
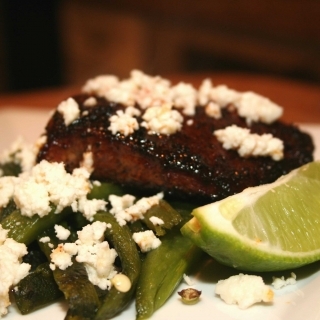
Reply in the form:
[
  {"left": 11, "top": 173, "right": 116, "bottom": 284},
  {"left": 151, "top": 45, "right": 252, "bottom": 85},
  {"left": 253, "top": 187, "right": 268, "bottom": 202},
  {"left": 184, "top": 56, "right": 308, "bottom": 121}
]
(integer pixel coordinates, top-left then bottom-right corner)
[{"left": 37, "top": 93, "right": 314, "bottom": 205}]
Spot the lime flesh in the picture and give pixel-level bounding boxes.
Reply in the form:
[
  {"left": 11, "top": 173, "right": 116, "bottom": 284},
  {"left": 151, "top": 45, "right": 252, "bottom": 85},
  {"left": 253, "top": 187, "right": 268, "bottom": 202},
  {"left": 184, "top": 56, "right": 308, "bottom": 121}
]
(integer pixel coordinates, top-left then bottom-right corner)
[{"left": 181, "top": 161, "right": 320, "bottom": 272}]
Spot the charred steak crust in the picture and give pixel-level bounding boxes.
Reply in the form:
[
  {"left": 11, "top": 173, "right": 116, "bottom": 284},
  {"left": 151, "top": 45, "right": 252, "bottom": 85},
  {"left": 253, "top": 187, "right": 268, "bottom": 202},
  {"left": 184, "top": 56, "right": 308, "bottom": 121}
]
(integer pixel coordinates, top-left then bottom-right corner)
[{"left": 37, "top": 94, "right": 314, "bottom": 204}]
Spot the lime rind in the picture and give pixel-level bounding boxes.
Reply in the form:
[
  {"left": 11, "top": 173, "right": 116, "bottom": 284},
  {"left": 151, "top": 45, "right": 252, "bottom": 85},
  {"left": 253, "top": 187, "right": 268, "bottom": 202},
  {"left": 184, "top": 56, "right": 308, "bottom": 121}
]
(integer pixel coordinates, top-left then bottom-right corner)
[
  {"left": 181, "top": 161, "right": 320, "bottom": 272},
  {"left": 182, "top": 215, "right": 320, "bottom": 272}
]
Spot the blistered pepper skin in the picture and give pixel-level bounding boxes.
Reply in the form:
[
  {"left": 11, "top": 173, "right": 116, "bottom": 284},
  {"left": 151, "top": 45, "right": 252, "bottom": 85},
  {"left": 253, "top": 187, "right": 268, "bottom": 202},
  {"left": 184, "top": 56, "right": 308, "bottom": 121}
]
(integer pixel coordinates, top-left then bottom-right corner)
[
  {"left": 93, "top": 212, "right": 141, "bottom": 320},
  {"left": 135, "top": 228, "right": 204, "bottom": 320}
]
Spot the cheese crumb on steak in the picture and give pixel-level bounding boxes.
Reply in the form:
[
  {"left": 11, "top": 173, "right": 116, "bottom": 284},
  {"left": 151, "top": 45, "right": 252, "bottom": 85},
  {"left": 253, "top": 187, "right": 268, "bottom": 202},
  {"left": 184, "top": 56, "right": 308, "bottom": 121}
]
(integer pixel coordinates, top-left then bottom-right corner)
[{"left": 37, "top": 71, "right": 314, "bottom": 204}]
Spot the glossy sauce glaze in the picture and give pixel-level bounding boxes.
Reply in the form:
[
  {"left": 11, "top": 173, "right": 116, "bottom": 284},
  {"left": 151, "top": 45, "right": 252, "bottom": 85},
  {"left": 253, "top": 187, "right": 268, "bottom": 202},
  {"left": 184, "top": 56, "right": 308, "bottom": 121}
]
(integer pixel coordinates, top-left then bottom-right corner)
[{"left": 37, "top": 94, "right": 314, "bottom": 204}]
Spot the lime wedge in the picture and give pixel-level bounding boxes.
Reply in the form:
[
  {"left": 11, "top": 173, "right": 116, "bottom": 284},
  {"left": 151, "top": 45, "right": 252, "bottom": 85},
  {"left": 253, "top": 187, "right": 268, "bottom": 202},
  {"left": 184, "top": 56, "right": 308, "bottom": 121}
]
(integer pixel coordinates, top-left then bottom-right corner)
[{"left": 181, "top": 161, "right": 320, "bottom": 272}]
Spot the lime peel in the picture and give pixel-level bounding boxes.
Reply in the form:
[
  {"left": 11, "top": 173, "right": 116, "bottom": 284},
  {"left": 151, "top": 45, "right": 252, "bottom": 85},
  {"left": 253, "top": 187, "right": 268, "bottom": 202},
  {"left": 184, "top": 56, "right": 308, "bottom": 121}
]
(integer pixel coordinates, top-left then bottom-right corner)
[{"left": 181, "top": 161, "right": 320, "bottom": 272}]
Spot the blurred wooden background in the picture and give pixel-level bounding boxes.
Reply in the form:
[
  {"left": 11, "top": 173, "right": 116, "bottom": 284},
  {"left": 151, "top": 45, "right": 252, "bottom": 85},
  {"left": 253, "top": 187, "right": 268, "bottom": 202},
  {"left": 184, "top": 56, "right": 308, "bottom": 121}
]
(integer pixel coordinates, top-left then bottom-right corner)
[{"left": 0, "top": 0, "right": 320, "bottom": 92}]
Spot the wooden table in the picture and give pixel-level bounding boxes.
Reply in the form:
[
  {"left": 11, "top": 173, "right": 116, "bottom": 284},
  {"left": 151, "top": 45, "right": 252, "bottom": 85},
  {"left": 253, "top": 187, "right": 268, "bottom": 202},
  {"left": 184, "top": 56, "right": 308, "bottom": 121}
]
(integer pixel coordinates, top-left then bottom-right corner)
[{"left": 0, "top": 73, "right": 319, "bottom": 124}]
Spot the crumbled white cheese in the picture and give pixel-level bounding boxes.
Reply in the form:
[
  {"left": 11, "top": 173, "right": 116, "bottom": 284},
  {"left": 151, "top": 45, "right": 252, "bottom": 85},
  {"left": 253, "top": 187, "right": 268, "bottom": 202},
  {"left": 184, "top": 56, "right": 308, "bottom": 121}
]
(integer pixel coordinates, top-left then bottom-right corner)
[
  {"left": 92, "top": 180, "right": 101, "bottom": 187},
  {"left": 82, "top": 75, "right": 120, "bottom": 97},
  {"left": 76, "top": 222, "right": 118, "bottom": 290},
  {"left": 83, "top": 70, "right": 171, "bottom": 109},
  {"left": 170, "top": 82, "right": 197, "bottom": 116},
  {"left": 0, "top": 176, "right": 18, "bottom": 209},
  {"left": 236, "top": 92, "right": 283, "bottom": 125},
  {"left": 82, "top": 71, "right": 283, "bottom": 139},
  {"left": 0, "top": 226, "right": 7, "bottom": 244},
  {"left": 132, "top": 230, "right": 161, "bottom": 252},
  {"left": 0, "top": 136, "right": 40, "bottom": 173},
  {"left": 130, "top": 70, "right": 172, "bottom": 109},
  {"left": 39, "top": 236, "right": 51, "bottom": 243},
  {"left": 50, "top": 243, "right": 74, "bottom": 270},
  {"left": 215, "top": 273, "right": 274, "bottom": 309},
  {"left": 14, "top": 177, "right": 51, "bottom": 217},
  {"left": 76, "top": 197, "right": 107, "bottom": 222},
  {"left": 76, "top": 221, "right": 107, "bottom": 246},
  {"left": 109, "top": 194, "right": 136, "bottom": 218},
  {"left": 54, "top": 224, "right": 71, "bottom": 240},
  {"left": 80, "top": 151, "right": 94, "bottom": 173},
  {"left": 149, "top": 216, "right": 164, "bottom": 226},
  {"left": 199, "top": 82, "right": 240, "bottom": 107},
  {"left": 84, "top": 70, "right": 185, "bottom": 115},
  {"left": 12, "top": 160, "right": 106, "bottom": 219},
  {"left": 108, "top": 106, "right": 141, "bottom": 136},
  {"left": 83, "top": 96, "right": 97, "bottom": 107},
  {"left": 50, "top": 221, "right": 118, "bottom": 290},
  {"left": 205, "top": 101, "right": 222, "bottom": 119},
  {"left": 77, "top": 240, "right": 117, "bottom": 290},
  {"left": 197, "top": 78, "right": 213, "bottom": 106},
  {"left": 0, "top": 225, "right": 30, "bottom": 317},
  {"left": 109, "top": 192, "right": 163, "bottom": 226},
  {"left": 272, "top": 272, "right": 297, "bottom": 290},
  {"left": 141, "top": 104, "right": 183, "bottom": 135},
  {"left": 57, "top": 97, "right": 80, "bottom": 126},
  {"left": 14, "top": 161, "right": 86, "bottom": 217},
  {"left": 214, "top": 125, "right": 284, "bottom": 160},
  {"left": 198, "top": 79, "right": 282, "bottom": 124},
  {"left": 183, "top": 273, "right": 194, "bottom": 286}
]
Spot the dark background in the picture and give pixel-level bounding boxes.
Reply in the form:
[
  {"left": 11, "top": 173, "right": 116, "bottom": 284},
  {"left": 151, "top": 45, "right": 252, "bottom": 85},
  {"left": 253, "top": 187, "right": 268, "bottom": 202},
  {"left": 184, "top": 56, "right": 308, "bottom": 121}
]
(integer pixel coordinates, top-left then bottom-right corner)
[{"left": 0, "top": 0, "right": 319, "bottom": 92}]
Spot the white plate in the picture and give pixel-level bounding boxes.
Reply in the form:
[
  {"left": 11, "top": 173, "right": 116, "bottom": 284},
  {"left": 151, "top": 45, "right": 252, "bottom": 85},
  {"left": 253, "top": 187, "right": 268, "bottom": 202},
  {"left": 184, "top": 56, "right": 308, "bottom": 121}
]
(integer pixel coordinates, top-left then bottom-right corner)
[{"left": 1, "top": 107, "right": 320, "bottom": 320}]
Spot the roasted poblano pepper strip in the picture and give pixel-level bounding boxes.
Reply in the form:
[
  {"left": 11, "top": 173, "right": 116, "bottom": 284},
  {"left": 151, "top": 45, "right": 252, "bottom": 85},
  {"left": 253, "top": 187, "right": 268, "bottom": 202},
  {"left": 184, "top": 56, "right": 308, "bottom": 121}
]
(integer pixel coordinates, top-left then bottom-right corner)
[
  {"left": 135, "top": 227, "right": 204, "bottom": 320},
  {"left": 0, "top": 161, "right": 21, "bottom": 176},
  {"left": 0, "top": 206, "right": 72, "bottom": 245},
  {"left": 88, "top": 181, "right": 124, "bottom": 200},
  {"left": 37, "top": 222, "right": 76, "bottom": 259},
  {"left": 38, "top": 226, "right": 101, "bottom": 320},
  {"left": 93, "top": 212, "right": 141, "bottom": 320},
  {"left": 56, "top": 260, "right": 101, "bottom": 320},
  {"left": 169, "top": 201, "right": 199, "bottom": 218},
  {"left": 128, "top": 220, "right": 148, "bottom": 234},
  {"left": 62, "top": 210, "right": 91, "bottom": 232},
  {"left": 22, "top": 241, "right": 48, "bottom": 271},
  {"left": 13, "top": 262, "right": 63, "bottom": 314},
  {"left": 0, "top": 198, "right": 17, "bottom": 222},
  {"left": 142, "top": 200, "right": 183, "bottom": 236}
]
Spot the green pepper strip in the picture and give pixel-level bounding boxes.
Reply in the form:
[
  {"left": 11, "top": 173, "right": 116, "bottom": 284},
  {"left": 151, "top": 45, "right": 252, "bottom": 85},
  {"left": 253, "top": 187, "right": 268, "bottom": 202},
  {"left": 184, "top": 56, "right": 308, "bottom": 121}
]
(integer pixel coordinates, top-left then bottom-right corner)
[
  {"left": 38, "top": 225, "right": 101, "bottom": 320},
  {"left": 13, "top": 262, "right": 63, "bottom": 314},
  {"left": 88, "top": 181, "right": 124, "bottom": 200},
  {"left": 1, "top": 206, "right": 72, "bottom": 245},
  {"left": 93, "top": 212, "right": 141, "bottom": 320},
  {"left": 0, "top": 161, "right": 21, "bottom": 177},
  {"left": 142, "top": 200, "right": 183, "bottom": 236},
  {"left": 135, "top": 228, "right": 204, "bottom": 320},
  {"left": 56, "top": 260, "right": 101, "bottom": 320},
  {"left": 0, "top": 199, "right": 17, "bottom": 222}
]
